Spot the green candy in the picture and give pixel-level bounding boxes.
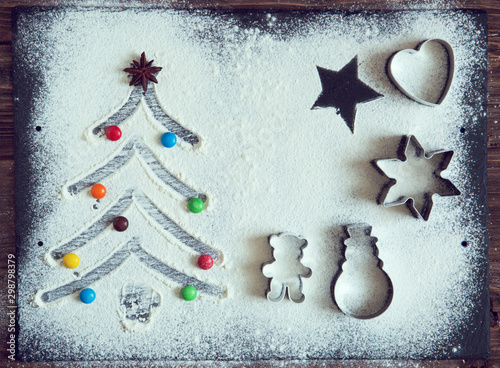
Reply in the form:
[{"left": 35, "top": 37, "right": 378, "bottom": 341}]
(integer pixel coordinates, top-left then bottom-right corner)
[
  {"left": 188, "top": 198, "right": 204, "bottom": 213},
  {"left": 181, "top": 285, "right": 197, "bottom": 301}
]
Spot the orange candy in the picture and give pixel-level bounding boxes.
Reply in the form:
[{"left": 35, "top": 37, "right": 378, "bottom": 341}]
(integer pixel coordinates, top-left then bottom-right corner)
[{"left": 90, "top": 184, "right": 106, "bottom": 199}]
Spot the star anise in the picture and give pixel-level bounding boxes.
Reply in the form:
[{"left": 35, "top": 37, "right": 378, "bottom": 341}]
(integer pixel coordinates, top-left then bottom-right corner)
[{"left": 123, "top": 52, "right": 162, "bottom": 92}]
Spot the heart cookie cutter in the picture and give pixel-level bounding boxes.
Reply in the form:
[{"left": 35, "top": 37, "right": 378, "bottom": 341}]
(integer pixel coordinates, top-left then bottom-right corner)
[{"left": 387, "top": 39, "right": 454, "bottom": 106}]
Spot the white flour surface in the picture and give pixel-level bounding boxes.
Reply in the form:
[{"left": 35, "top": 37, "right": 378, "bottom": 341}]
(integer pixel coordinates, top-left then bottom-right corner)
[{"left": 12, "top": 8, "right": 488, "bottom": 361}]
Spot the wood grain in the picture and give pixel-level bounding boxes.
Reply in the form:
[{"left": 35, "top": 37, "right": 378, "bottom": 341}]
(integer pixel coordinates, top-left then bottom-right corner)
[{"left": 1, "top": 1, "right": 499, "bottom": 367}]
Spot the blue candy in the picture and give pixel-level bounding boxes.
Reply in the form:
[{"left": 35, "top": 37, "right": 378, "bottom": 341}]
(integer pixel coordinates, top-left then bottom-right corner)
[
  {"left": 161, "top": 132, "right": 177, "bottom": 148},
  {"left": 80, "top": 288, "right": 96, "bottom": 304}
]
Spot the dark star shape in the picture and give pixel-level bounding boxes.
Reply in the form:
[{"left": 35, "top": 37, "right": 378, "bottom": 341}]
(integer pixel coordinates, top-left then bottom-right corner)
[
  {"left": 123, "top": 52, "right": 163, "bottom": 92},
  {"left": 312, "top": 56, "right": 383, "bottom": 133}
]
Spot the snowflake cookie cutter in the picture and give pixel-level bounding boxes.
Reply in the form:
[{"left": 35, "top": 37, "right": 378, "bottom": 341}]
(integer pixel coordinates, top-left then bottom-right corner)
[
  {"left": 387, "top": 39, "right": 454, "bottom": 106},
  {"left": 261, "top": 232, "right": 312, "bottom": 303},
  {"left": 373, "top": 135, "right": 461, "bottom": 221}
]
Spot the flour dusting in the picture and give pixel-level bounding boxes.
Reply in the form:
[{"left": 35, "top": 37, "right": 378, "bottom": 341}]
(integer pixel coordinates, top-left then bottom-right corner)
[{"left": 12, "top": 8, "right": 488, "bottom": 361}]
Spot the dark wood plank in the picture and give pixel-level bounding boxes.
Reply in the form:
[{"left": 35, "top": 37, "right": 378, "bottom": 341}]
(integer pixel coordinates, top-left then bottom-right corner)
[{"left": 0, "top": 1, "right": 498, "bottom": 367}]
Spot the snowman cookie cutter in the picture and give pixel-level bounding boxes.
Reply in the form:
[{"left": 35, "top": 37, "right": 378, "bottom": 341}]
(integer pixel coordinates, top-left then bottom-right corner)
[
  {"left": 261, "top": 232, "right": 312, "bottom": 303},
  {"left": 331, "top": 223, "right": 393, "bottom": 319},
  {"left": 387, "top": 39, "right": 454, "bottom": 106}
]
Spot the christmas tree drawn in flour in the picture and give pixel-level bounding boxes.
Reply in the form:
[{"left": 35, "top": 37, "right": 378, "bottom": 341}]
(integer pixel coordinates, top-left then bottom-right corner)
[{"left": 39, "top": 53, "right": 222, "bottom": 305}]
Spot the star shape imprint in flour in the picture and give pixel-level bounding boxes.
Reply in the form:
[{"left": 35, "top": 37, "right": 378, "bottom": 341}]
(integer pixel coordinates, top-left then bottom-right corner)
[
  {"left": 374, "top": 135, "right": 460, "bottom": 221},
  {"left": 311, "top": 56, "right": 383, "bottom": 133}
]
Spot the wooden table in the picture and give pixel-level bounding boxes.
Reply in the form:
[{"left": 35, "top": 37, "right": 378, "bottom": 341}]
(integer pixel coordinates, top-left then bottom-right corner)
[{"left": 1, "top": 1, "right": 499, "bottom": 367}]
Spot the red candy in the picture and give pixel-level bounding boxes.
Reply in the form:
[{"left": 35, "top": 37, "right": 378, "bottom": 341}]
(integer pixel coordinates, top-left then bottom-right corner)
[
  {"left": 106, "top": 125, "right": 122, "bottom": 141},
  {"left": 197, "top": 254, "right": 214, "bottom": 270}
]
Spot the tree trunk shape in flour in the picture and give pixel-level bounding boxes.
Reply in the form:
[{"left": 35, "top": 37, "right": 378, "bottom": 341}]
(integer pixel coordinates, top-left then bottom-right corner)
[{"left": 332, "top": 224, "right": 393, "bottom": 319}]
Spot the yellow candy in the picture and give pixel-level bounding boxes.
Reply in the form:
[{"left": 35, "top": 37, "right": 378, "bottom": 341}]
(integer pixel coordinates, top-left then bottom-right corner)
[{"left": 63, "top": 253, "right": 80, "bottom": 269}]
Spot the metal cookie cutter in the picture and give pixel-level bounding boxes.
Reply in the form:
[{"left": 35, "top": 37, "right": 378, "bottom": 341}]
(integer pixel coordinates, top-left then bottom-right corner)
[
  {"left": 261, "top": 232, "right": 312, "bottom": 303},
  {"left": 387, "top": 39, "right": 454, "bottom": 106},
  {"left": 373, "top": 135, "right": 461, "bottom": 221},
  {"left": 331, "top": 223, "right": 393, "bottom": 319}
]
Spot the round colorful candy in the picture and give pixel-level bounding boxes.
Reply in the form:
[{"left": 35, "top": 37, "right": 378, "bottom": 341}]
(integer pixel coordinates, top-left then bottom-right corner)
[
  {"left": 63, "top": 253, "right": 80, "bottom": 269},
  {"left": 197, "top": 254, "right": 214, "bottom": 270},
  {"left": 113, "top": 216, "right": 129, "bottom": 232},
  {"left": 80, "top": 288, "right": 96, "bottom": 304},
  {"left": 90, "top": 183, "right": 106, "bottom": 199},
  {"left": 181, "top": 285, "right": 197, "bottom": 301},
  {"left": 161, "top": 132, "right": 177, "bottom": 148},
  {"left": 188, "top": 198, "right": 204, "bottom": 213},
  {"left": 106, "top": 125, "right": 122, "bottom": 141}
]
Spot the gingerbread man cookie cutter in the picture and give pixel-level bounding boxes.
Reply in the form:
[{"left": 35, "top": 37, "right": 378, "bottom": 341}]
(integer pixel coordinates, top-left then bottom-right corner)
[{"left": 261, "top": 232, "right": 312, "bottom": 303}]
